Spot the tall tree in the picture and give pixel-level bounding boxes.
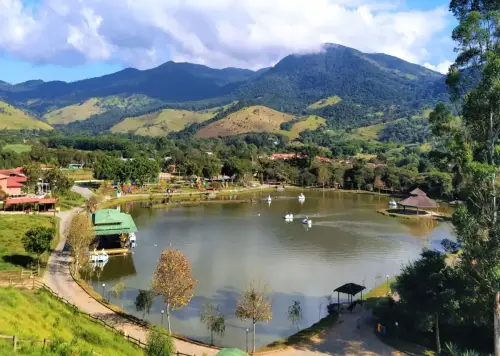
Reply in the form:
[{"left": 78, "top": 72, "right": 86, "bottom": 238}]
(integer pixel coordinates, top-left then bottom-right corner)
[
  {"left": 235, "top": 282, "right": 273, "bottom": 353},
  {"left": 22, "top": 163, "right": 42, "bottom": 193},
  {"left": 200, "top": 302, "right": 226, "bottom": 345},
  {"left": 66, "top": 214, "right": 95, "bottom": 274},
  {"left": 21, "top": 227, "right": 55, "bottom": 271},
  {"left": 152, "top": 249, "right": 197, "bottom": 334}
]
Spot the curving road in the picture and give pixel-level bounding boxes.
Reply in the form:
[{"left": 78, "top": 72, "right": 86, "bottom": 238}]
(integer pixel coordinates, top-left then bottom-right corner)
[{"left": 43, "top": 186, "right": 399, "bottom": 356}]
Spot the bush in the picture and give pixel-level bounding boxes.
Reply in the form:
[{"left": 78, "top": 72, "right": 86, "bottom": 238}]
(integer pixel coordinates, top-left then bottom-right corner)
[{"left": 145, "top": 326, "right": 175, "bottom": 356}]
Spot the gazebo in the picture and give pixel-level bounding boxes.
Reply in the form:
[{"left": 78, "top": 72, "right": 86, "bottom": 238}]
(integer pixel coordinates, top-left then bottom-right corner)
[
  {"left": 398, "top": 188, "right": 439, "bottom": 214},
  {"left": 334, "top": 283, "right": 366, "bottom": 312}
]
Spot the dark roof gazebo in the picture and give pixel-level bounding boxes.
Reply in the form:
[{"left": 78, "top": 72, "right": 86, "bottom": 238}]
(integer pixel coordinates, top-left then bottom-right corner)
[
  {"left": 398, "top": 188, "right": 439, "bottom": 212},
  {"left": 334, "top": 283, "right": 366, "bottom": 312}
]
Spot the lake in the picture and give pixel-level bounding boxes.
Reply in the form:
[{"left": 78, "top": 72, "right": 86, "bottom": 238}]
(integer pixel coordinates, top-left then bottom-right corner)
[{"left": 88, "top": 190, "right": 454, "bottom": 349}]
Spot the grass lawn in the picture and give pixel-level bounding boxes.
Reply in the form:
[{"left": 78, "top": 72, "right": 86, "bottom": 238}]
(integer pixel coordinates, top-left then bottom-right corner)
[
  {"left": 2, "top": 144, "right": 32, "bottom": 153},
  {"left": 0, "top": 288, "right": 142, "bottom": 355},
  {"left": 0, "top": 215, "right": 56, "bottom": 273},
  {"left": 57, "top": 190, "right": 86, "bottom": 211},
  {"left": 307, "top": 96, "right": 342, "bottom": 110},
  {"left": 63, "top": 168, "right": 94, "bottom": 181}
]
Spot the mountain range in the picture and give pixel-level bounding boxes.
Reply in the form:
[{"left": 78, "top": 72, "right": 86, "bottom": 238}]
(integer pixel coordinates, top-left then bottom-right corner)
[{"left": 0, "top": 44, "right": 449, "bottom": 139}]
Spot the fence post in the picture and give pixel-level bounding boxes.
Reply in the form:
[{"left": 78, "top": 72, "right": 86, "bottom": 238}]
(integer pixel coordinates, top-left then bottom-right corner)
[
  {"left": 32, "top": 279, "right": 35, "bottom": 290},
  {"left": 43, "top": 338, "right": 47, "bottom": 350},
  {"left": 12, "top": 335, "right": 17, "bottom": 352}
]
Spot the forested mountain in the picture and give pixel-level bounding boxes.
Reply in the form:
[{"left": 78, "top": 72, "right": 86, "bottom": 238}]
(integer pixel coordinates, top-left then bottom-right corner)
[{"left": 0, "top": 43, "right": 448, "bottom": 135}]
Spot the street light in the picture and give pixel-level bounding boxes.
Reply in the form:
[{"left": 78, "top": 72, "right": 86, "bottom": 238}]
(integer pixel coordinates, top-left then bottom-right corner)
[
  {"left": 386, "top": 274, "right": 390, "bottom": 295},
  {"left": 161, "top": 310, "right": 165, "bottom": 326},
  {"left": 102, "top": 283, "right": 105, "bottom": 297},
  {"left": 245, "top": 329, "right": 249, "bottom": 353}
]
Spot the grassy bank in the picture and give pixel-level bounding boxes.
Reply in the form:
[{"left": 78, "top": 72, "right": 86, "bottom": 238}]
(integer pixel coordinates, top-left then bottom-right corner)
[
  {"left": 258, "top": 313, "right": 339, "bottom": 352},
  {"left": 0, "top": 215, "right": 57, "bottom": 274},
  {"left": 0, "top": 288, "right": 142, "bottom": 355}
]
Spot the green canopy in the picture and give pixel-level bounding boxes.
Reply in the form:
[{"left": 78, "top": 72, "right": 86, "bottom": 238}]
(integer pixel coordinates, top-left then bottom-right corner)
[
  {"left": 92, "top": 209, "right": 138, "bottom": 236},
  {"left": 216, "top": 348, "right": 247, "bottom": 356}
]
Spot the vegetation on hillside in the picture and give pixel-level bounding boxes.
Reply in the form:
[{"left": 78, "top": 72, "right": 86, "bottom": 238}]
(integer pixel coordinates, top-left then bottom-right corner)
[
  {"left": 307, "top": 96, "right": 342, "bottom": 110},
  {"left": 0, "top": 101, "right": 52, "bottom": 131},
  {"left": 0, "top": 288, "right": 142, "bottom": 355}
]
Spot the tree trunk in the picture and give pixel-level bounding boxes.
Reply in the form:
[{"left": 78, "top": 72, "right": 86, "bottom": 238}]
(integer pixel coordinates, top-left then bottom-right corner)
[
  {"left": 435, "top": 313, "right": 441, "bottom": 354},
  {"left": 211, "top": 330, "right": 214, "bottom": 345},
  {"left": 490, "top": 108, "right": 497, "bottom": 223},
  {"left": 494, "top": 292, "right": 500, "bottom": 356},
  {"left": 167, "top": 303, "right": 172, "bottom": 334},
  {"left": 252, "top": 321, "right": 256, "bottom": 354}
]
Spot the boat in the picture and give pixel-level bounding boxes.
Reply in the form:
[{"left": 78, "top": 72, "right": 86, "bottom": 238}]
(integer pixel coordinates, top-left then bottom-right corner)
[
  {"left": 129, "top": 232, "right": 137, "bottom": 248},
  {"left": 298, "top": 193, "right": 305, "bottom": 201},
  {"left": 301, "top": 217, "right": 312, "bottom": 226},
  {"left": 284, "top": 213, "right": 294, "bottom": 220},
  {"left": 90, "top": 248, "right": 109, "bottom": 263},
  {"left": 389, "top": 199, "right": 398, "bottom": 208},
  {"left": 265, "top": 195, "right": 272, "bottom": 202}
]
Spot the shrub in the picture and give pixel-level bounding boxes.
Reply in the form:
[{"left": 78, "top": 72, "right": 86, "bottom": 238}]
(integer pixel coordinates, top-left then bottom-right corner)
[{"left": 145, "top": 326, "right": 175, "bottom": 356}]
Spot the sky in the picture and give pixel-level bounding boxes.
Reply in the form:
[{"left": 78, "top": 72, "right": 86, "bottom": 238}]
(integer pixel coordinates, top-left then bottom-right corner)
[{"left": 0, "top": 0, "right": 457, "bottom": 84}]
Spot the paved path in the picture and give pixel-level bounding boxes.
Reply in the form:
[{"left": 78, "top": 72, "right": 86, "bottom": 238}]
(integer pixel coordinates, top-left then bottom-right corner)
[
  {"left": 71, "top": 185, "right": 95, "bottom": 200},
  {"left": 43, "top": 207, "right": 219, "bottom": 356},
  {"left": 43, "top": 188, "right": 399, "bottom": 356},
  {"left": 279, "top": 310, "right": 402, "bottom": 356}
]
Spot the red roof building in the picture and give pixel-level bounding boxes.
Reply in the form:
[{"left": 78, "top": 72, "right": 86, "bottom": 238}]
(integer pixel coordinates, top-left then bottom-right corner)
[{"left": 3, "top": 197, "right": 57, "bottom": 212}]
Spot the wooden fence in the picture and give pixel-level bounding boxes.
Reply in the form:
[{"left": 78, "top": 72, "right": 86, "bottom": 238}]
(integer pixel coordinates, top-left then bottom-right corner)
[{"left": 0, "top": 280, "right": 194, "bottom": 355}]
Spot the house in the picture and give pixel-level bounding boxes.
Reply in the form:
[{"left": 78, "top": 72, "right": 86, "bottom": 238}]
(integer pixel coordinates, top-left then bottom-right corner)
[
  {"left": 2, "top": 197, "right": 57, "bottom": 212},
  {"left": 68, "top": 163, "right": 84, "bottom": 169},
  {"left": 0, "top": 168, "right": 27, "bottom": 197}
]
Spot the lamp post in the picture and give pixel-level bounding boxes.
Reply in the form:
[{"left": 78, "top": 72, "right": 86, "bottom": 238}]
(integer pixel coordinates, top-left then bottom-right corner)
[
  {"left": 386, "top": 274, "right": 390, "bottom": 295},
  {"left": 102, "top": 283, "right": 105, "bottom": 297},
  {"left": 161, "top": 310, "right": 165, "bottom": 326},
  {"left": 245, "top": 328, "right": 249, "bottom": 353}
]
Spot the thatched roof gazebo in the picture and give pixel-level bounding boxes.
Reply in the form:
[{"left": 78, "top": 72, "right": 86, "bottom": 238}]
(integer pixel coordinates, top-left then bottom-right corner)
[
  {"left": 398, "top": 188, "right": 439, "bottom": 214},
  {"left": 334, "top": 283, "right": 366, "bottom": 312}
]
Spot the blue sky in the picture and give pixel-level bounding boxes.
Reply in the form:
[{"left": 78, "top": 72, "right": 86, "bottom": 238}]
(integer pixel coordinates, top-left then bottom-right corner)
[{"left": 0, "top": 0, "right": 457, "bottom": 84}]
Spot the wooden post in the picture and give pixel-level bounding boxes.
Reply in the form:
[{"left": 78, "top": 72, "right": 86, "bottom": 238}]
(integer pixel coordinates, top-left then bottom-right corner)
[
  {"left": 337, "top": 291, "right": 340, "bottom": 312},
  {"left": 12, "top": 335, "right": 17, "bottom": 352},
  {"left": 43, "top": 338, "right": 47, "bottom": 350}
]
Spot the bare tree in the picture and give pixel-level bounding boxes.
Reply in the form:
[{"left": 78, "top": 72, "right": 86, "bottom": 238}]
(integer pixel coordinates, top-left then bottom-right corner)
[
  {"left": 152, "top": 249, "right": 197, "bottom": 334},
  {"left": 85, "top": 195, "right": 102, "bottom": 213},
  {"left": 235, "top": 282, "right": 273, "bottom": 353},
  {"left": 200, "top": 302, "right": 226, "bottom": 345},
  {"left": 66, "top": 213, "right": 95, "bottom": 274}
]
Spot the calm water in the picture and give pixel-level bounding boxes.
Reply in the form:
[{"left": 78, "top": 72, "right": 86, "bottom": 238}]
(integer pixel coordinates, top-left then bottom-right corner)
[{"left": 89, "top": 191, "right": 454, "bottom": 349}]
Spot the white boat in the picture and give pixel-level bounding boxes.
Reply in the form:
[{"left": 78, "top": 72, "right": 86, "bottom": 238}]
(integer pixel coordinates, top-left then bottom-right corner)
[
  {"left": 389, "top": 200, "right": 397, "bottom": 208},
  {"left": 298, "top": 193, "right": 305, "bottom": 201},
  {"left": 265, "top": 195, "right": 272, "bottom": 202},
  {"left": 301, "top": 217, "right": 312, "bottom": 226},
  {"left": 90, "top": 248, "right": 109, "bottom": 263},
  {"left": 284, "top": 213, "right": 294, "bottom": 220},
  {"left": 129, "top": 232, "right": 137, "bottom": 248}
]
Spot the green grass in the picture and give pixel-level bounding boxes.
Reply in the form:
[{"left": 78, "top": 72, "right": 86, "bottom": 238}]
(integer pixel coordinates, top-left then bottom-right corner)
[
  {"left": 0, "top": 101, "right": 52, "bottom": 131},
  {"left": 352, "top": 122, "right": 387, "bottom": 140},
  {"left": 63, "top": 168, "right": 94, "bottom": 181},
  {"left": 259, "top": 313, "right": 338, "bottom": 352},
  {"left": 307, "top": 96, "right": 342, "bottom": 110},
  {"left": 2, "top": 144, "right": 32, "bottom": 153},
  {"left": 0, "top": 215, "right": 56, "bottom": 273},
  {"left": 280, "top": 115, "right": 326, "bottom": 139},
  {"left": 111, "top": 108, "right": 215, "bottom": 136},
  {"left": 0, "top": 288, "right": 142, "bottom": 355},
  {"left": 43, "top": 98, "right": 104, "bottom": 125}
]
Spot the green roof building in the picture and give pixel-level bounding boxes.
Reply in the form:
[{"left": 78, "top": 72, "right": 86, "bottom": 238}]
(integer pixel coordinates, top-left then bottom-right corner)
[{"left": 92, "top": 209, "right": 137, "bottom": 236}]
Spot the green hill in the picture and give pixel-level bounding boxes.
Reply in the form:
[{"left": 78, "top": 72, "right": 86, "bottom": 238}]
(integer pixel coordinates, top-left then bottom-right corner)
[
  {"left": 0, "top": 101, "right": 52, "bottom": 130},
  {"left": 111, "top": 108, "right": 215, "bottom": 136},
  {"left": 307, "top": 96, "right": 342, "bottom": 110},
  {"left": 0, "top": 288, "right": 142, "bottom": 355},
  {"left": 44, "top": 98, "right": 104, "bottom": 125}
]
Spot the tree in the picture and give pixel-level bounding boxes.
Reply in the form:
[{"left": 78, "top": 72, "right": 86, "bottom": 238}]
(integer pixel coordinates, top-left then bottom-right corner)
[
  {"left": 288, "top": 300, "right": 303, "bottom": 331},
  {"left": 85, "top": 195, "right": 102, "bottom": 214},
  {"left": 200, "top": 302, "right": 226, "bottom": 345},
  {"left": 44, "top": 168, "right": 73, "bottom": 194},
  {"left": 66, "top": 214, "right": 95, "bottom": 274},
  {"left": 135, "top": 289, "right": 155, "bottom": 319},
  {"left": 22, "top": 162, "right": 42, "bottom": 193},
  {"left": 111, "top": 279, "right": 126, "bottom": 308},
  {"left": 21, "top": 227, "right": 55, "bottom": 271},
  {"left": 235, "top": 282, "right": 273, "bottom": 353},
  {"left": 145, "top": 326, "right": 175, "bottom": 356},
  {"left": 152, "top": 249, "right": 197, "bottom": 334},
  {"left": 316, "top": 165, "right": 332, "bottom": 189},
  {"left": 396, "top": 250, "right": 459, "bottom": 354}
]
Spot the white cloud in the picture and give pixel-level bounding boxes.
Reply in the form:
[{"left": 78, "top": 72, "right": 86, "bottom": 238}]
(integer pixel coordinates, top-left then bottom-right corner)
[
  {"left": 0, "top": 0, "right": 454, "bottom": 71},
  {"left": 423, "top": 60, "right": 453, "bottom": 74}
]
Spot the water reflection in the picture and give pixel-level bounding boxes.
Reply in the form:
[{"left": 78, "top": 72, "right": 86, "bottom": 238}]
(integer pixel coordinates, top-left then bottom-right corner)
[{"left": 88, "top": 191, "right": 455, "bottom": 349}]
